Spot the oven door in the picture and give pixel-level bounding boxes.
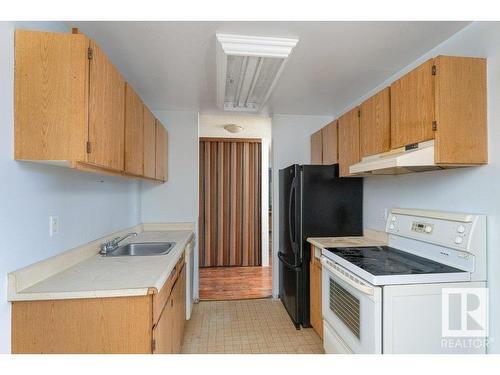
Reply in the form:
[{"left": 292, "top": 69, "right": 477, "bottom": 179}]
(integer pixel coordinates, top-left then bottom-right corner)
[{"left": 321, "top": 256, "right": 382, "bottom": 354}]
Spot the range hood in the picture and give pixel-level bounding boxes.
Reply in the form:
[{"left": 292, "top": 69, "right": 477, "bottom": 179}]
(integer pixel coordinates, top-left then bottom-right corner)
[{"left": 349, "top": 140, "right": 446, "bottom": 175}]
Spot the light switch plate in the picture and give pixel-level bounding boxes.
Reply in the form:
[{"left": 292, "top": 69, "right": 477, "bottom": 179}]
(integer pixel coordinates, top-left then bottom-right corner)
[{"left": 49, "top": 216, "right": 59, "bottom": 237}]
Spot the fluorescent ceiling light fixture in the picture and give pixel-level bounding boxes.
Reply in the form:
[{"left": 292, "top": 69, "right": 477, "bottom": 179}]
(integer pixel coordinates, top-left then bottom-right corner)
[{"left": 216, "top": 33, "right": 299, "bottom": 113}]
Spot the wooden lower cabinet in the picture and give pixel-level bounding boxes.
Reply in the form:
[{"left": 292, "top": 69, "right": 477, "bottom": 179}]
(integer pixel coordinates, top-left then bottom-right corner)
[
  {"left": 153, "top": 265, "right": 186, "bottom": 354},
  {"left": 309, "top": 245, "right": 323, "bottom": 339},
  {"left": 12, "top": 253, "right": 186, "bottom": 354}
]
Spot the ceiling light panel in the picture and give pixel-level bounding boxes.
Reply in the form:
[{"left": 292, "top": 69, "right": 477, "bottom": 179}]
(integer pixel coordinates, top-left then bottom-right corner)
[{"left": 216, "top": 34, "right": 299, "bottom": 113}]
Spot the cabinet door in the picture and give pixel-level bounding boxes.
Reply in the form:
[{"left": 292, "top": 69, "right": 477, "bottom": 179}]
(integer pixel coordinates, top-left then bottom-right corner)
[
  {"left": 390, "top": 59, "right": 435, "bottom": 148},
  {"left": 176, "top": 266, "right": 186, "bottom": 352},
  {"left": 143, "top": 106, "right": 156, "bottom": 178},
  {"left": 321, "top": 121, "right": 338, "bottom": 165},
  {"left": 338, "top": 107, "right": 360, "bottom": 177},
  {"left": 434, "top": 56, "right": 487, "bottom": 164},
  {"left": 152, "top": 296, "right": 174, "bottom": 354},
  {"left": 309, "top": 246, "right": 323, "bottom": 339},
  {"left": 124, "top": 84, "right": 144, "bottom": 175},
  {"left": 87, "top": 40, "right": 125, "bottom": 171},
  {"left": 14, "top": 30, "right": 89, "bottom": 162},
  {"left": 360, "top": 88, "right": 391, "bottom": 157},
  {"left": 310, "top": 129, "right": 323, "bottom": 165},
  {"left": 169, "top": 266, "right": 186, "bottom": 353},
  {"left": 155, "top": 120, "right": 168, "bottom": 181}
]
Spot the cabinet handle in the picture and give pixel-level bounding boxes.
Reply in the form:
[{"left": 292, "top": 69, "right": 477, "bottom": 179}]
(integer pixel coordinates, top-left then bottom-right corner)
[{"left": 171, "top": 299, "right": 173, "bottom": 307}]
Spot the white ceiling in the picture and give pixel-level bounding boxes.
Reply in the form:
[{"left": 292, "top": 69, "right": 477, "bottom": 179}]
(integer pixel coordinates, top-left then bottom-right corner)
[{"left": 69, "top": 21, "right": 470, "bottom": 116}]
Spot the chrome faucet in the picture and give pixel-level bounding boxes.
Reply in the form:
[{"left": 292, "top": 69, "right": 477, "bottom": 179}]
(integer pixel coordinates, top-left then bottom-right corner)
[{"left": 100, "top": 232, "right": 138, "bottom": 255}]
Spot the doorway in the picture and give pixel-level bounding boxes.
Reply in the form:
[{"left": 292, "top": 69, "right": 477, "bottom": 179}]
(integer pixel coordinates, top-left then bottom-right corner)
[{"left": 198, "top": 137, "right": 272, "bottom": 300}]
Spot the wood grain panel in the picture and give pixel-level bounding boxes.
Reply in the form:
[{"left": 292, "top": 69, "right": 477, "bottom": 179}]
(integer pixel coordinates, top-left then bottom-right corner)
[
  {"left": 434, "top": 56, "right": 487, "bottom": 164},
  {"left": 143, "top": 106, "right": 156, "bottom": 178},
  {"left": 321, "top": 120, "right": 338, "bottom": 165},
  {"left": 310, "top": 129, "right": 323, "bottom": 164},
  {"left": 199, "top": 139, "right": 262, "bottom": 267},
  {"left": 124, "top": 84, "right": 144, "bottom": 175},
  {"left": 338, "top": 107, "right": 361, "bottom": 177},
  {"left": 87, "top": 40, "right": 125, "bottom": 171},
  {"left": 172, "top": 266, "right": 186, "bottom": 353},
  {"left": 309, "top": 245, "right": 323, "bottom": 339},
  {"left": 12, "top": 296, "right": 152, "bottom": 354},
  {"left": 390, "top": 59, "right": 435, "bottom": 148},
  {"left": 155, "top": 120, "right": 168, "bottom": 181},
  {"left": 360, "top": 87, "right": 391, "bottom": 156},
  {"left": 152, "top": 266, "right": 177, "bottom": 325},
  {"left": 14, "top": 30, "right": 89, "bottom": 161},
  {"left": 153, "top": 294, "right": 174, "bottom": 354}
]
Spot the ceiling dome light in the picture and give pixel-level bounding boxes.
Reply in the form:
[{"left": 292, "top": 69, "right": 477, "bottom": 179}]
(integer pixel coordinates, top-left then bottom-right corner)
[
  {"left": 223, "top": 124, "right": 244, "bottom": 133},
  {"left": 216, "top": 33, "right": 299, "bottom": 113}
]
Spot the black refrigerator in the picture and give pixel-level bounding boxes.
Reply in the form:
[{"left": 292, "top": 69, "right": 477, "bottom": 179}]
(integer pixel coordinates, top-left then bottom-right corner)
[{"left": 278, "top": 164, "right": 363, "bottom": 328}]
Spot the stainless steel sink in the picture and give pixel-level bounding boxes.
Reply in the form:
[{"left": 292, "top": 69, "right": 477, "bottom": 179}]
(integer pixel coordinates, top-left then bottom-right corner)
[{"left": 102, "top": 242, "right": 175, "bottom": 257}]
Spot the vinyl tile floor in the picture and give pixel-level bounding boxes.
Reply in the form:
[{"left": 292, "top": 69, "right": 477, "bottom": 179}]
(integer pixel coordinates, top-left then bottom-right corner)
[{"left": 181, "top": 298, "right": 324, "bottom": 354}]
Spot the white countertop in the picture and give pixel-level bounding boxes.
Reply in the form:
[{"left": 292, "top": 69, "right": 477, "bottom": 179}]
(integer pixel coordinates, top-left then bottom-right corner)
[
  {"left": 307, "top": 229, "right": 388, "bottom": 251},
  {"left": 9, "top": 227, "right": 194, "bottom": 301}
]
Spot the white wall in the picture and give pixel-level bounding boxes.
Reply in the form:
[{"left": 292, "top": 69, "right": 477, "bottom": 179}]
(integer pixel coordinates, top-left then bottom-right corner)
[
  {"left": 140, "top": 111, "right": 199, "bottom": 296},
  {"left": 0, "top": 22, "right": 141, "bottom": 353},
  {"left": 199, "top": 114, "right": 272, "bottom": 266},
  {"left": 271, "top": 114, "right": 334, "bottom": 296},
  {"left": 336, "top": 22, "right": 500, "bottom": 353}
]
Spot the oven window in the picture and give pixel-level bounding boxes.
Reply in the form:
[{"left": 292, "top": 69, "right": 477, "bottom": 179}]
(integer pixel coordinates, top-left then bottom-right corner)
[{"left": 329, "top": 277, "right": 360, "bottom": 338}]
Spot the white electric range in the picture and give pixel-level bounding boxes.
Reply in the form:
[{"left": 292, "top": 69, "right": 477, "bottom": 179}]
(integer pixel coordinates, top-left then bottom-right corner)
[{"left": 321, "top": 208, "right": 487, "bottom": 354}]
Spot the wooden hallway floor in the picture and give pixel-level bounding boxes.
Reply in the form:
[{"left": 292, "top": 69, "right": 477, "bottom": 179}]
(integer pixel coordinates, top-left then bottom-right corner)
[{"left": 199, "top": 266, "right": 272, "bottom": 301}]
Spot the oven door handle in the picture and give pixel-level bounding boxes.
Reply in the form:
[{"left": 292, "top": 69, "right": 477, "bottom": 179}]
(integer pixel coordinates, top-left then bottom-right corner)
[{"left": 321, "top": 257, "right": 375, "bottom": 296}]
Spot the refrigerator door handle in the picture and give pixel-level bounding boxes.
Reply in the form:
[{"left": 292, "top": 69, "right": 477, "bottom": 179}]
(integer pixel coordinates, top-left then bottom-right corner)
[
  {"left": 278, "top": 252, "right": 301, "bottom": 269},
  {"left": 288, "top": 178, "right": 297, "bottom": 252}
]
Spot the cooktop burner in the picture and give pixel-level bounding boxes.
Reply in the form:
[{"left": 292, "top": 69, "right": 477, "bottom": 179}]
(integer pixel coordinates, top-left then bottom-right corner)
[{"left": 324, "top": 246, "right": 463, "bottom": 276}]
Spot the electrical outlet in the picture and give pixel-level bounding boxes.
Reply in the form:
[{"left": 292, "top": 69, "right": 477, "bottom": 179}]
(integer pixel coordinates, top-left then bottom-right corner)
[{"left": 49, "top": 216, "right": 59, "bottom": 237}]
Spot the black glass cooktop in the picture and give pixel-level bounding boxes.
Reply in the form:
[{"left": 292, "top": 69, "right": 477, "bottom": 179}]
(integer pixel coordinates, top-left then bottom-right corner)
[{"left": 324, "top": 246, "right": 463, "bottom": 276}]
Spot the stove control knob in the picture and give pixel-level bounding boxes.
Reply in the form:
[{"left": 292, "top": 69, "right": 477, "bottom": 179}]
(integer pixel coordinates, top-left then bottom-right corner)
[
  {"left": 454, "top": 236, "right": 464, "bottom": 244},
  {"left": 391, "top": 216, "right": 397, "bottom": 222},
  {"left": 389, "top": 224, "right": 395, "bottom": 230},
  {"left": 425, "top": 225, "right": 433, "bottom": 233},
  {"left": 457, "top": 225, "right": 466, "bottom": 233}
]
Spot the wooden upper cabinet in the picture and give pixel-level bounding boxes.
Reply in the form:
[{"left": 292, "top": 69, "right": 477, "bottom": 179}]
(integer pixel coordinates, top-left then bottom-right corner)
[
  {"left": 310, "top": 129, "right": 323, "bottom": 165},
  {"left": 155, "top": 120, "right": 168, "bottom": 182},
  {"left": 360, "top": 88, "right": 391, "bottom": 157},
  {"left": 391, "top": 56, "right": 487, "bottom": 164},
  {"left": 87, "top": 40, "right": 126, "bottom": 171},
  {"left": 143, "top": 106, "right": 156, "bottom": 179},
  {"left": 390, "top": 59, "right": 435, "bottom": 148},
  {"left": 14, "top": 30, "right": 89, "bottom": 162},
  {"left": 321, "top": 120, "right": 338, "bottom": 165},
  {"left": 434, "top": 56, "right": 487, "bottom": 164},
  {"left": 338, "top": 107, "right": 360, "bottom": 177},
  {"left": 14, "top": 29, "right": 166, "bottom": 182},
  {"left": 124, "top": 84, "right": 144, "bottom": 176}
]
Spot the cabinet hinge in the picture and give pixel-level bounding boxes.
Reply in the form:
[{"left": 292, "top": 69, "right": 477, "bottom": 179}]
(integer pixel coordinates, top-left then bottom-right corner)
[
  {"left": 86, "top": 141, "right": 92, "bottom": 154},
  {"left": 357, "top": 109, "right": 361, "bottom": 118},
  {"left": 152, "top": 339, "right": 156, "bottom": 352},
  {"left": 432, "top": 121, "right": 437, "bottom": 131},
  {"left": 87, "top": 47, "right": 93, "bottom": 60},
  {"left": 432, "top": 65, "right": 437, "bottom": 76}
]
